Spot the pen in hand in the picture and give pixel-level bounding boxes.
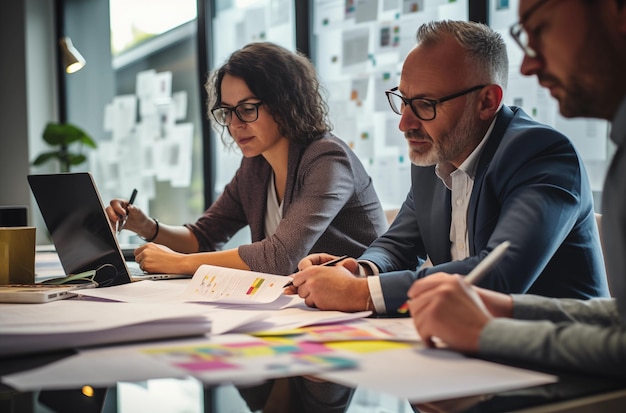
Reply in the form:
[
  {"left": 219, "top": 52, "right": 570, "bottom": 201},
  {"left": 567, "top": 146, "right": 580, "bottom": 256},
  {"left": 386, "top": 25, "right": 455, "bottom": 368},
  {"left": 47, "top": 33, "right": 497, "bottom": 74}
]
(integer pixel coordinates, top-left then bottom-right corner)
[
  {"left": 399, "top": 241, "right": 510, "bottom": 313},
  {"left": 117, "top": 188, "right": 137, "bottom": 233},
  {"left": 463, "top": 240, "right": 510, "bottom": 285},
  {"left": 284, "top": 255, "right": 350, "bottom": 288}
]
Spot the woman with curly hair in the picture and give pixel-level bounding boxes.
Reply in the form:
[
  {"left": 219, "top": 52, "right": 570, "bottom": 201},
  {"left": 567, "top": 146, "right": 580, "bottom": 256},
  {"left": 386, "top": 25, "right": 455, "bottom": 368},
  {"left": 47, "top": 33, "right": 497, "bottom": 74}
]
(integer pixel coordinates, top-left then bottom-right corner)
[{"left": 106, "top": 42, "right": 386, "bottom": 276}]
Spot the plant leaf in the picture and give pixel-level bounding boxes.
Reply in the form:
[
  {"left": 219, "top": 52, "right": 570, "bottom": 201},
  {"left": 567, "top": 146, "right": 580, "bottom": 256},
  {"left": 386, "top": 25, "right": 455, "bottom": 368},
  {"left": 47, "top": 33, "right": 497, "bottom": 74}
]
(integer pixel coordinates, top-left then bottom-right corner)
[
  {"left": 67, "top": 154, "right": 87, "bottom": 165},
  {"left": 42, "top": 122, "right": 95, "bottom": 147},
  {"left": 32, "top": 151, "right": 62, "bottom": 166},
  {"left": 79, "top": 135, "right": 98, "bottom": 148}
]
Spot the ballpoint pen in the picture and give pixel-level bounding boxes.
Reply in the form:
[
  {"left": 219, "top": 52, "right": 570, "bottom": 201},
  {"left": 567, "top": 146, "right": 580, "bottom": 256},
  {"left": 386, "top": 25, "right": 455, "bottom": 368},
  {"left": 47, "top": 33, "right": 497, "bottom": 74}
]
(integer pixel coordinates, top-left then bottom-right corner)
[
  {"left": 117, "top": 188, "right": 137, "bottom": 233},
  {"left": 284, "top": 255, "right": 350, "bottom": 288}
]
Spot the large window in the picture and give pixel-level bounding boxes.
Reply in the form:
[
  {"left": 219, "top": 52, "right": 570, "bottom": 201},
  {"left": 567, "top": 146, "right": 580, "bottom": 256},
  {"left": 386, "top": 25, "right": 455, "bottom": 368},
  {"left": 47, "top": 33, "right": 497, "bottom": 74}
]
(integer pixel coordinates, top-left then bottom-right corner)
[
  {"left": 62, "top": 0, "right": 204, "bottom": 245},
  {"left": 109, "top": 0, "right": 197, "bottom": 55}
]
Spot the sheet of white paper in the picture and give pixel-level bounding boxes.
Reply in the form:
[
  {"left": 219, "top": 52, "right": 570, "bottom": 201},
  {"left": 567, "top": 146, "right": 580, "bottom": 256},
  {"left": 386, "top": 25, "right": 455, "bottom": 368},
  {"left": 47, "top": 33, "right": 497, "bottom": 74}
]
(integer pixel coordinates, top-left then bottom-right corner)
[
  {"left": 111, "top": 95, "right": 138, "bottom": 140},
  {"left": 361, "top": 317, "right": 421, "bottom": 342},
  {"left": 75, "top": 279, "right": 297, "bottom": 308},
  {"left": 154, "top": 71, "right": 172, "bottom": 101},
  {"left": 318, "top": 346, "right": 556, "bottom": 403},
  {"left": 74, "top": 282, "right": 369, "bottom": 334},
  {"left": 33, "top": 281, "right": 262, "bottom": 336},
  {"left": 0, "top": 301, "right": 209, "bottom": 334},
  {"left": 355, "top": 0, "right": 379, "bottom": 23},
  {"left": 1, "top": 346, "right": 189, "bottom": 391},
  {"left": 0, "top": 301, "right": 214, "bottom": 357},
  {"left": 342, "top": 27, "right": 370, "bottom": 67},
  {"left": 244, "top": 7, "right": 267, "bottom": 42},
  {"left": 169, "top": 122, "right": 194, "bottom": 187},
  {"left": 373, "top": 69, "right": 398, "bottom": 111},
  {"left": 75, "top": 279, "right": 188, "bottom": 303},
  {"left": 182, "top": 264, "right": 290, "bottom": 304},
  {"left": 3, "top": 334, "right": 555, "bottom": 402},
  {"left": 2, "top": 335, "right": 257, "bottom": 391},
  {"left": 207, "top": 308, "right": 268, "bottom": 335},
  {"left": 172, "top": 90, "right": 188, "bottom": 121},
  {"left": 136, "top": 69, "right": 157, "bottom": 100},
  {"left": 228, "top": 307, "right": 372, "bottom": 334},
  {"left": 2, "top": 334, "right": 355, "bottom": 390}
]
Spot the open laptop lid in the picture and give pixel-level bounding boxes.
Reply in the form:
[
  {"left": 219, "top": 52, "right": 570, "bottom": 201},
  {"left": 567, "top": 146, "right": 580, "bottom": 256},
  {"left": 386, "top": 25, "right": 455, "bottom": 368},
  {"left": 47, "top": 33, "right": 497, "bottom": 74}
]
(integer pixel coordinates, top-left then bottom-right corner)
[{"left": 28, "top": 172, "right": 132, "bottom": 287}]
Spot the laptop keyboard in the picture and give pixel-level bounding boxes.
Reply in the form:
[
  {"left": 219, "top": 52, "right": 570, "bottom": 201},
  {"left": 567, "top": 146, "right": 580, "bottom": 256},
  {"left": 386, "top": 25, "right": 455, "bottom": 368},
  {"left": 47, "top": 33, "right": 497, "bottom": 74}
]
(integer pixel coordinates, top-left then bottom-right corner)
[{"left": 127, "top": 266, "right": 146, "bottom": 276}]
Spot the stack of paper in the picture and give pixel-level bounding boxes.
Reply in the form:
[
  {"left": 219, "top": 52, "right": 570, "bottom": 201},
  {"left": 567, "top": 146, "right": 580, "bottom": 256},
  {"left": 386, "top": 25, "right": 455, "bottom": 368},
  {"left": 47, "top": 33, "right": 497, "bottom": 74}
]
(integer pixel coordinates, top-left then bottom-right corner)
[
  {"left": 1, "top": 264, "right": 374, "bottom": 358},
  {"left": 0, "top": 301, "right": 213, "bottom": 357}
]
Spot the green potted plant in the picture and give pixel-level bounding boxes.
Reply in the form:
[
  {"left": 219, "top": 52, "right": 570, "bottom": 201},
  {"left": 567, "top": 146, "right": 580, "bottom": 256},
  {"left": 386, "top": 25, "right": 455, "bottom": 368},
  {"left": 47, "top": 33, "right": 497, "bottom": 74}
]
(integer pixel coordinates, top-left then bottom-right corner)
[{"left": 32, "top": 122, "right": 97, "bottom": 172}]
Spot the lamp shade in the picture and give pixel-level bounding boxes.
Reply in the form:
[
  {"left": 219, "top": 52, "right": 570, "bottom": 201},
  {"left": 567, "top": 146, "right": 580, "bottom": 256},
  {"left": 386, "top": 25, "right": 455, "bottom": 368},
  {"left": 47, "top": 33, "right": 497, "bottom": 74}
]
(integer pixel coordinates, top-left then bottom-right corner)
[{"left": 59, "top": 36, "right": 86, "bottom": 74}]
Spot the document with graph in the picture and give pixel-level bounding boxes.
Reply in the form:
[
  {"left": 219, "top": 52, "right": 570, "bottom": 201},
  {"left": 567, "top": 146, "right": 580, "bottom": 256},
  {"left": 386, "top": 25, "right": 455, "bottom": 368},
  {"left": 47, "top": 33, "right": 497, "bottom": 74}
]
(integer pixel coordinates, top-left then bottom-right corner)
[{"left": 182, "top": 264, "right": 291, "bottom": 304}]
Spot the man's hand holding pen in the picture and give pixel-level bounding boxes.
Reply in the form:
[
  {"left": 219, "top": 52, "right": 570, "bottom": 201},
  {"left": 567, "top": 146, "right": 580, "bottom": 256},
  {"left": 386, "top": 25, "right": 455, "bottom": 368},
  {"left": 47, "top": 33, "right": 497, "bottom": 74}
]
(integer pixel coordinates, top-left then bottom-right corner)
[
  {"left": 285, "top": 255, "right": 351, "bottom": 286},
  {"left": 286, "top": 254, "right": 372, "bottom": 312}
]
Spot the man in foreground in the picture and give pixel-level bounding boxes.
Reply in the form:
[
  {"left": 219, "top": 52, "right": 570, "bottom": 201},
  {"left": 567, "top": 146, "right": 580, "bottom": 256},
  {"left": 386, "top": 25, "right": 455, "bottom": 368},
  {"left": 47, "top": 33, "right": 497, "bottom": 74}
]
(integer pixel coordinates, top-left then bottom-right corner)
[{"left": 408, "top": 0, "right": 626, "bottom": 378}]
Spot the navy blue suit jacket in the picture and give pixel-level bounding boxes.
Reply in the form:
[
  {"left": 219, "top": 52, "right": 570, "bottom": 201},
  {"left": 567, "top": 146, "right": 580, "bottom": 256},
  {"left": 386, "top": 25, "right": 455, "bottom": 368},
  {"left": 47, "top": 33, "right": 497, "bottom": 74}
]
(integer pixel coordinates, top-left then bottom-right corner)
[{"left": 360, "top": 106, "right": 609, "bottom": 312}]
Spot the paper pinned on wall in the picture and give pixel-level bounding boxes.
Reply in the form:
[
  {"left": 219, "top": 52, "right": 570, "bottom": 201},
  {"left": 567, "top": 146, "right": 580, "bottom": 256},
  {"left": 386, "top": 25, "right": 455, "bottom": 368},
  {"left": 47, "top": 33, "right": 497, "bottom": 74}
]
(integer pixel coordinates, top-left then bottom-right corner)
[
  {"left": 170, "top": 123, "right": 194, "bottom": 188},
  {"left": 355, "top": 0, "right": 379, "bottom": 23},
  {"left": 245, "top": 7, "right": 267, "bottom": 43},
  {"left": 376, "top": 21, "right": 401, "bottom": 54},
  {"left": 111, "top": 95, "right": 138, "bottom": 141},
  {"left": 373, "top": 69, "right": 397, "bottom": 112},
  {"left": 342, "top": 27, "right": 370, "bottom": 68},
  {"left": 402, "top": 0, "right": 423, "bottom": 14},
  {"left": 172, "top": 90, "right": 188, "bottom": 121},
  {"left": 136, "top": 70, "right": 156, "bottom": 97}
]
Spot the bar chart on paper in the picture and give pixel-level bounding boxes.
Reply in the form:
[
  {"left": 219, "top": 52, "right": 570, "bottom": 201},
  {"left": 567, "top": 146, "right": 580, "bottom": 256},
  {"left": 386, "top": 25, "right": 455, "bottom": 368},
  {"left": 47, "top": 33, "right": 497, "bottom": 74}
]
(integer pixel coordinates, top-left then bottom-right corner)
[{"left": 183, "top": 265, "right": 290, "bottom": 304}]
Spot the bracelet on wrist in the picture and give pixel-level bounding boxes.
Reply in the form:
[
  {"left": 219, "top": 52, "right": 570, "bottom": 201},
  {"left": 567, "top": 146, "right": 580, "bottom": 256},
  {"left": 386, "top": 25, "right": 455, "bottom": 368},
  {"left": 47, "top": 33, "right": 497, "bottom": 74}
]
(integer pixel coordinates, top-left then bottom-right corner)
[{"left": 142, "top": 218, "right": 159, "bottom": 242}]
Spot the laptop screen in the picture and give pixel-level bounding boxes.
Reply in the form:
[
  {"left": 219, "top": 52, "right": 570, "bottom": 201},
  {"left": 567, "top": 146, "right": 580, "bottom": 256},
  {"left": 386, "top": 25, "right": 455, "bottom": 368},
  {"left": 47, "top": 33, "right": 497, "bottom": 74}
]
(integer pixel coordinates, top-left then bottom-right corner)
[{"left": 28, "top": 173, "right": 132, "bottom": 286}]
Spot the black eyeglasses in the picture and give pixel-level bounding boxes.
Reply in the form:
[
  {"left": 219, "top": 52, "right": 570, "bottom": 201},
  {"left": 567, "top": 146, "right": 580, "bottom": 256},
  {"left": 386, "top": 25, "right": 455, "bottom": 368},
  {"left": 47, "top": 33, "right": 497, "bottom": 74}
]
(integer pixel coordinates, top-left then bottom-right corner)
[
  {"left": 211, "top": 101, "right": 264, "bottom": 126},
  {"left": 385, "top": 85, "right": 486, "bottom": 121},
  {"left": 509, "top": 0, "right": 555, "bottom": 58}
]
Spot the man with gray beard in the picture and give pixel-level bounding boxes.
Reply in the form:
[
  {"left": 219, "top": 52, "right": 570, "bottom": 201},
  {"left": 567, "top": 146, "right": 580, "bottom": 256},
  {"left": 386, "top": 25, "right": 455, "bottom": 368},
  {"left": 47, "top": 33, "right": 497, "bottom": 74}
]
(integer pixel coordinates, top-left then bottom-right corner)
[{"left": 288, "top": 20, "right": 608, "bottom": 314}]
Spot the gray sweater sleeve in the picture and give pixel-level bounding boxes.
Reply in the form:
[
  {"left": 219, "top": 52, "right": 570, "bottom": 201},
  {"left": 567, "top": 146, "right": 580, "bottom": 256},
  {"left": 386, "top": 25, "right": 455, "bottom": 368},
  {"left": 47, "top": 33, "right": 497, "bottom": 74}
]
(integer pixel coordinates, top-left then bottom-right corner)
[{"left": 479, "top": 295, "right": 626, "bottom": 378}]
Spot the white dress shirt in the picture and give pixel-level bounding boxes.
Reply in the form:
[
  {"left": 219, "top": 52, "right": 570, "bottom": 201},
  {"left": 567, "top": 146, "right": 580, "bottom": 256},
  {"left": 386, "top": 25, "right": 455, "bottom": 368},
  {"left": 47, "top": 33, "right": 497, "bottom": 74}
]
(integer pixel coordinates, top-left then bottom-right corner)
[{"left": 365, "top": 119, "right": 496, "bottom": 313}]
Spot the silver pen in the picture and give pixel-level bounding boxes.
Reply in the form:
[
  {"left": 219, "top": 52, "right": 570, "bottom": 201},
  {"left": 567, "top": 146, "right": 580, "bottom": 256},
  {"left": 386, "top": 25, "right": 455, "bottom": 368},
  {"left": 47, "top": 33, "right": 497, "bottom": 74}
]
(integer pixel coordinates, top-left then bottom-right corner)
[{"left": 464, "top": 241, "right": 511, "bottom": 285}]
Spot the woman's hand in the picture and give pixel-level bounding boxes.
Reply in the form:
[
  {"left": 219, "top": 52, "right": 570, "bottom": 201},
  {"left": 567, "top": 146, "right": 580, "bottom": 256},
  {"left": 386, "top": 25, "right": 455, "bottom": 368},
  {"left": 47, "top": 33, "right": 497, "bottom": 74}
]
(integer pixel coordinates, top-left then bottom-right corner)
[
  {"left": 105, "top": 199, "right": 153, "bottom": 237},
  {"left": 134, "top": 243, "right": 186, "bottom": 274}
]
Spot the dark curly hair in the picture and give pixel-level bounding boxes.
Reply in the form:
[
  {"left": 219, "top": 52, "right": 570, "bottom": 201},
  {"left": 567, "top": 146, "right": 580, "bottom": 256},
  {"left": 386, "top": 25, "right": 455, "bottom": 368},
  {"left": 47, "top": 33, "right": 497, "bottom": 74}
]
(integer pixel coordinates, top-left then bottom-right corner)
[{"left": 207, "top": 42, "right": 331, "bottom": 147}]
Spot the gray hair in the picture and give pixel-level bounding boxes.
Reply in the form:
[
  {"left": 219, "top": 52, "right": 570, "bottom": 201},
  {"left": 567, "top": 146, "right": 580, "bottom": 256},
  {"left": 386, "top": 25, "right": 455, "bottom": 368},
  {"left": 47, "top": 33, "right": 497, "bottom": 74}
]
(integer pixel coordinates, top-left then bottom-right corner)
[{"left": 416, "top": 20, "right": 509, "bottom": 91}]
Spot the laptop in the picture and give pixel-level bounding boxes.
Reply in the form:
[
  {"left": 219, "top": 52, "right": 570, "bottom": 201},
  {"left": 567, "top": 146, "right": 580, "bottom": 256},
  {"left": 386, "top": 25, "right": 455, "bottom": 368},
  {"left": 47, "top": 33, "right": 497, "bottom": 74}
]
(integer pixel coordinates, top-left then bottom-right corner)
[
  {"left": 28, "top": 172, "right": 191, "bottom": 286},
  {"left": 0, "top": 284, "right": 80, "bottom": 303}
]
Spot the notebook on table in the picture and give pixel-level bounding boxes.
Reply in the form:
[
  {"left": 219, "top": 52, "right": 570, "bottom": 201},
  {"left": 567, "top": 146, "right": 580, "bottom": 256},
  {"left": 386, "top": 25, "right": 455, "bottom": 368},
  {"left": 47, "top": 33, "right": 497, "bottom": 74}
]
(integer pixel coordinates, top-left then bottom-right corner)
[{"left": 28, "top": 172, "right": 191, "bottom": 286}]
